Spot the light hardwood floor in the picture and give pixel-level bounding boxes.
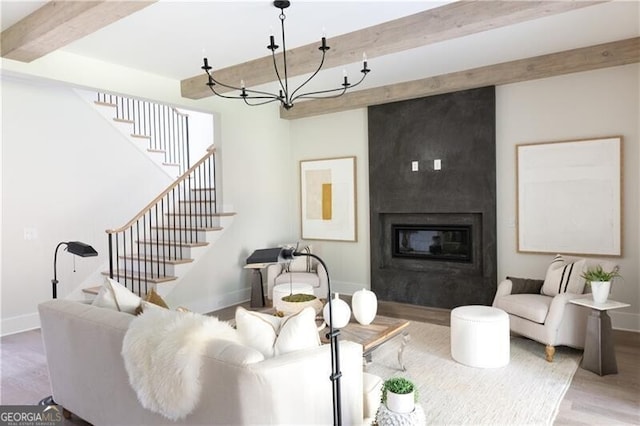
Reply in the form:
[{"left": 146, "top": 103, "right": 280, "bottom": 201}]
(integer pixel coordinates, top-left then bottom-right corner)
[{"left": 1, "top": 300, "right": 638, "bottom": 425}]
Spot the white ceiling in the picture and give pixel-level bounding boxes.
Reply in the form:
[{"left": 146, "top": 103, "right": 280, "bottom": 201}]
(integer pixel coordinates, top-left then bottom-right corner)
[{"left": 1, "top": 1, "right": 639, "bottom": 96}]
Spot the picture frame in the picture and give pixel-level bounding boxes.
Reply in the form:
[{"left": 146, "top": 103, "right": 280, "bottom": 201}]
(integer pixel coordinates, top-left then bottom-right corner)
[
  {"left": 300, "top": 156, "right": 357, "bottom": 241},
  {"left": 516, "top": 136, "right": 622, "bottom": 256}
]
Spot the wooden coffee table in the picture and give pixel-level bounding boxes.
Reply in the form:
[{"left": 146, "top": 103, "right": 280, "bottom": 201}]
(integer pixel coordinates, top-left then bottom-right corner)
[{"left": 322, "top": 315, "right": 410, "bottom": 371}]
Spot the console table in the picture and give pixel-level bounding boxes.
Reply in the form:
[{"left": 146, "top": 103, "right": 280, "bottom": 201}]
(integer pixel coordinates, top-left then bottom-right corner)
[{"left": 570, "top": 298, "right": 630, "bottom": 376}]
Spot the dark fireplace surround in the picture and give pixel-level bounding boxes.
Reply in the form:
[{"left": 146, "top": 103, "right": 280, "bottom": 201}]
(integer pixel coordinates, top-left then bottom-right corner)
[{"left": 368, "top": 87, "right": 497, "bottom": 309}]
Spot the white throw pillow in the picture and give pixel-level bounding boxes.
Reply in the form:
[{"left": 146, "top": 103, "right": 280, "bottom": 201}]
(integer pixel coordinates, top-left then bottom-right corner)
[
  {"left": 541, "top": 255, "right": 587, "bottom": 296},
  {"left": 274, "top": 307, "right": 321, "bottom": 356},
  {"left": 235, "top": 307, "right": 280, "bottom": 358},
  {"left": 91, "top": 277, "right": 142, "bottom": 314},
  {"left": 235, "top": 306, "right": 320, "bottom": 358}
]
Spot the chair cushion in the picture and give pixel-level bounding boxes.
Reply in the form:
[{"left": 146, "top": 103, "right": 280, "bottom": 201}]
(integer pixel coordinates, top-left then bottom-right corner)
[
  {"left": 541, "top": 254, "right": 587, "bottom": 296},
  {"left": 494, "top": 293, "right": 552, "bottom": 324}
]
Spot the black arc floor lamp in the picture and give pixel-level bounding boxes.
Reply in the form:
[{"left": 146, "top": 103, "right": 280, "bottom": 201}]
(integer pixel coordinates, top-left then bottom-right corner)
[
  {"left": 246, "top": 247, "right": 342, "bottom": 426},
  {"left": 51, "top": 241, "right": 98, "bottom": 299}
]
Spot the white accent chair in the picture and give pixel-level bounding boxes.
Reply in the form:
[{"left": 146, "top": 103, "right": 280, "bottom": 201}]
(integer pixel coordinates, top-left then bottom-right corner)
[
  {"left": 492, "top": 255, "right": 618, "bottom": 362},
  {"left": 266, "top": 245, "right": 328, "bottom": 300}
]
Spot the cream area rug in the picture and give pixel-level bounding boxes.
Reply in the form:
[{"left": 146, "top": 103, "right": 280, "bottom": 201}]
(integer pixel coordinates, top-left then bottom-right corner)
[{"left": 365, "top": 321, "right": 581, "bottom": 425}]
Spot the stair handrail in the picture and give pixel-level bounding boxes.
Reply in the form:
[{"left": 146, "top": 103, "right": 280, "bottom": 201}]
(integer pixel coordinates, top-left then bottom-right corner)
[{"left": 106, "top": 145, "right": 216, "bottom": 235}]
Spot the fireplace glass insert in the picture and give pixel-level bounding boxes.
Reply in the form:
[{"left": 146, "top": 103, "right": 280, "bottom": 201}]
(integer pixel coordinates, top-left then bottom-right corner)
[{"left": 392, "top": 224, "right": 472, "bottom": 262}]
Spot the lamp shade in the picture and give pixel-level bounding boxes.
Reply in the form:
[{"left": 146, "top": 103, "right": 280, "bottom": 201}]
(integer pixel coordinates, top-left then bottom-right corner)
[{"left": 66, "top": 241, "right": 98, "bottom": 257}]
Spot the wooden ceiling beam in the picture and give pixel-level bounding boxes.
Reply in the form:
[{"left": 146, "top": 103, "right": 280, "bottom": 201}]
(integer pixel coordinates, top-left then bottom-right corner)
[
  {"left": 280, "top": 37, "right": 640, "bottom": 120},
  {"left": 1, "top": 1, "right": 156, "bottom": 62},
  {"left": 180, "top": 0, "right": 606, "bottom": 100}
]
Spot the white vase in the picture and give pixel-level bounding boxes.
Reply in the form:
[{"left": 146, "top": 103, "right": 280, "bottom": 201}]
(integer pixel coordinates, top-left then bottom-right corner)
[
  {"left": 386, "top": 390, "right": 415, "bottom": 414},
  {"left": 591, "top": 281, "right": 611, "bottom": 304},
  {"left": 323, "top": 293, "right": 351, "bottom": 328},
  {"left": 352, "top": 288, "right": 378, "bottom": 325}
]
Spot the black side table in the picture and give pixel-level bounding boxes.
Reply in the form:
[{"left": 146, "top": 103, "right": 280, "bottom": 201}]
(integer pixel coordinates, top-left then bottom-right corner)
[
  {"left": 570, "top": 298, "right": 630, "bottom": 376},
  {"left": 244, "top": 263, "right": 268, "bottom": 307}
]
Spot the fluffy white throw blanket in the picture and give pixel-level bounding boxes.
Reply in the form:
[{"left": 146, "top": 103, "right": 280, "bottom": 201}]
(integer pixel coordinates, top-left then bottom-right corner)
[{"left": 122, "top": 307, "right": 239, "bottom": 420}]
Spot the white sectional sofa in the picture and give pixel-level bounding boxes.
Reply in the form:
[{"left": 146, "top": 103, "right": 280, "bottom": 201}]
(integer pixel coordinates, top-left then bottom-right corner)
[{"left": 38, "top": 299, "right": 380, "bottom": 425}]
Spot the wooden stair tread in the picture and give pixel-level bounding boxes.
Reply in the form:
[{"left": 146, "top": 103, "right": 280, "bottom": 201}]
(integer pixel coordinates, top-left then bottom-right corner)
[
  {"left": 151, "top": 226, "right": 223, "bottom": 232},
  {"left": 179, "top": 200, "right": 217, "bottom": 204},
  {"left": 113, "top": 118, "right": 134, "bottom": 124},
  {"left": 162, "top": 162, "right": 180, "bottom": 167},
  {"left": 136, "top": 239, "right": 209, "bottom": 247},
  {"left": 165, "top": 212, "right": 236, "bottom": 217},
  {"left": 191, "top": 188, "right": 215, "bottom": 192},
  {"left": 82, "top": 286, "right": 101, "bottom": 295},
  {"left": 118, "top": 255, "right": 193, "bottom": 265},
  {"left": 94, "top": 101, "right": 116, "bottom": 108},
  {"left": 131, "top": 134, "right": 151, "bottom": 139},
  {"left": 147, "top": 149, "right": 165, "bottom": 154},
  {"left": 101, "top": 270, "right": 177, "bottom": 283}
]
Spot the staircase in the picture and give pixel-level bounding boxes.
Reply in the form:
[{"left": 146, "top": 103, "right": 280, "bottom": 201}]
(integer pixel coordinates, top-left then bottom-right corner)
[{"left": 80, "top": 92, "right": 234, "bottom": 298}]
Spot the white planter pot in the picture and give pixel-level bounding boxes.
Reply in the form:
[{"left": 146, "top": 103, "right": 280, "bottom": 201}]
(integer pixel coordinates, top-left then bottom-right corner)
[
  {"left": 352, "top": 288, "right": 378, "bottom": 325},
  {"left": 590, "top": 281, "right": 611, "bottom": 304},
  {"left": 386, "top": 390, "right": 415, "bottom": 414},
  {"left": 323, "top": 293, "right": 351, "bottom": 328}
]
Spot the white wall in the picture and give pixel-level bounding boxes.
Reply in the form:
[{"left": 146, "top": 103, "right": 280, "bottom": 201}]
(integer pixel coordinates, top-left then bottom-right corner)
[
  {"left": 1, "top": 53, "right": 293, "bottom": 334},
  {"left": 496, "top": 64, "right": 639, "bottom": 331},
  {"left": 290, "top": 64, "right": 640, "bottom": 331},
  {"left": 289, "top": 109, "right": 370, "bottom": 294},
  {"left": 1, "top": 75, "right": 172, "bottom": 334}
]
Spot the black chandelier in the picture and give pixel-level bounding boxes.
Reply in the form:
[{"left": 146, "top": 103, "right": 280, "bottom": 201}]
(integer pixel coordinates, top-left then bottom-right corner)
[{"left": 201, "top": 0, "right": 370, "bottom": 110}]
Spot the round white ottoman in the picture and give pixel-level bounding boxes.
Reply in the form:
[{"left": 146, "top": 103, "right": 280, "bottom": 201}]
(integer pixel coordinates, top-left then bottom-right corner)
[{"left": 450, "top": 305, "right": 510, "bottom": 368}]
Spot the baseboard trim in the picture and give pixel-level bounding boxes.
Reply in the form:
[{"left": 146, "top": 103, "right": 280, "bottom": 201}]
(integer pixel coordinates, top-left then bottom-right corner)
[
  {"left": 610, "top": 311, "right": 640, "bottom": 332},
  {"left": 1, "top": 312, "right": 40, "bottom": 337}
]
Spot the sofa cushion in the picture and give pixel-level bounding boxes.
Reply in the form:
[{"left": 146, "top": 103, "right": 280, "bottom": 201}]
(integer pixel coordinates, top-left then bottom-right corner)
[
  {"left": 91, "top": 278, "right": 141, "bottom": 314},
  {"left": 235, "top": 306, "right": 320, "bottom": 358},
  {"left": 135, "top": 289, "right": 170, "bottom": 315},
  {"left": 494, "top": 293, "right": 552, "bottom": 324},
  {"left": 235, "top": 307, "right": 280, "bottom": 358},
  {"left": 274, "top": 307, "right": 321, "bottom": 356},
  {"left": 541, "top": 255, "right": 587, "bottom": 296}
]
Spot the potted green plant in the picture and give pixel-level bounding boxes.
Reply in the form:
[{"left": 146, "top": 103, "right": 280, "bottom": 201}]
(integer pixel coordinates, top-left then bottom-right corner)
[
  {"left": 381, "top": 377, "right": 418, "bottom": 414},
  {"left": 581, "top": 265, "right": 621, "bottom": 304}
]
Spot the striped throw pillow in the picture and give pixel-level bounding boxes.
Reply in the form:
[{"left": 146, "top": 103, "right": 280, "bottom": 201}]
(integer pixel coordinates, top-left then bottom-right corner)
[{"left": 541, "top": 255, "right": 587, "bottom": 296}]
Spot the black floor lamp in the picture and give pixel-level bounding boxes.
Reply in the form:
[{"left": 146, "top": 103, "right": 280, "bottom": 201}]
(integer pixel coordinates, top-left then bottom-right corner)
[
  {"left": 51, "top": 241, "right": 98, "bottom": 299},
  {"left": 40, "top": 241, "right": 98, "bottom": 408},
  {"left": 246, "top": 247, "right": 342, "bottom": 426}
]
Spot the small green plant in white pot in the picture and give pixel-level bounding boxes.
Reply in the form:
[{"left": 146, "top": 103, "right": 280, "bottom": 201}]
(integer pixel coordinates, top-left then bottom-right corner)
[
  {"left": 381, "top": 377, "right": 418, "bottom": 414},
  {"left": 581, "top": 265, "right": 621, "bottom": 304}
]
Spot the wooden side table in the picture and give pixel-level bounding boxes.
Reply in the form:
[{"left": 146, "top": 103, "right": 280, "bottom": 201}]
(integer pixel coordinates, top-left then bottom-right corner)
[{"left": 569, "top": 298, "right": 630, "bottom": 376}]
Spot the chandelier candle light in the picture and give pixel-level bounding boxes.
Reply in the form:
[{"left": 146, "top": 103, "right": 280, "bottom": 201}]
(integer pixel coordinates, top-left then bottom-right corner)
[{"left": 201, "top": 0, "right": 370, "bottom": 110}]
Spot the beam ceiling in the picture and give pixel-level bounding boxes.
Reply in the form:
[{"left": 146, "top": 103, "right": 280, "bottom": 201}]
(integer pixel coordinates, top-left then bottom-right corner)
[
  {"left": 280, "top": 37, "right": 640, "bottom": 120},
  {"left": 180, "top": 0, "right": 606, "bottom": 100},
  {"left": 1, "top": 1, "right": 156, "bottom": 63}
]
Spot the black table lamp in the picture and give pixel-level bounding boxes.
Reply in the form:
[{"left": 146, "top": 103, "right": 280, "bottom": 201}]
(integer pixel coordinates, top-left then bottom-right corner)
[
  {"left": 51, "top": 241, "right": 98, "bottom": 299},
  {"left": 245, "top": 247, "right": 342, "bottom": 425}
]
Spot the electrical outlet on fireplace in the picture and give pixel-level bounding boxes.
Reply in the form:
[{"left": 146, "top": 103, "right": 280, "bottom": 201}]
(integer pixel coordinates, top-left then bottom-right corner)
[{"left": 411, "top": 161, "right": 419, "bottom": 172}]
